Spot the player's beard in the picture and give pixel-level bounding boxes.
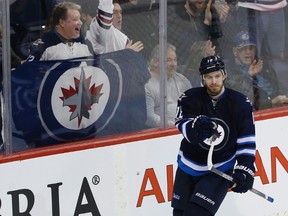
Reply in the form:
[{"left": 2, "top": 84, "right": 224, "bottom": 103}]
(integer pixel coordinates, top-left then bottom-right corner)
[{"left": 206, "top": 82, "right": 224, "bottom": 96}]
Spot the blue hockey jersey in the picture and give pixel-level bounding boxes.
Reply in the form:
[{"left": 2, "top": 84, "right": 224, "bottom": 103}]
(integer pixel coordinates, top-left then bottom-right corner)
[{"left": 175, "top": 87, "right": 256, "bottom": 176}]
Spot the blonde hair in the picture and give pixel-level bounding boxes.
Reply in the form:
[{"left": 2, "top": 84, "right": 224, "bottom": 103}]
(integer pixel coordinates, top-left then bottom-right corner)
[{"left": 51, "top": 2, "right": 81, "bottom": 27}]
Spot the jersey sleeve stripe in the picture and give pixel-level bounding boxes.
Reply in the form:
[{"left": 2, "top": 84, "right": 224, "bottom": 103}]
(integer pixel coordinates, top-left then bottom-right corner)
[
  {"left": 237, "top": 135, "right": 256, "bottom": 144},
  {"left": 236, "top": 149, "right": 256, "bottom": 156},
  {"left": 97, "top": 9, "right": 113, "bottom": 29},
  {"left": 176, "top": 119, "right": 193, "bottom": 143}
]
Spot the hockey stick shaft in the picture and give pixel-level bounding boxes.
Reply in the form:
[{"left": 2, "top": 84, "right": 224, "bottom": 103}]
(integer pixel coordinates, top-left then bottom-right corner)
[
  {"left": 207, "top": 142, "right": 274, "bottom": 203},
  {"left": 209, "top": 166, "right": 274, "bottom": 202}
]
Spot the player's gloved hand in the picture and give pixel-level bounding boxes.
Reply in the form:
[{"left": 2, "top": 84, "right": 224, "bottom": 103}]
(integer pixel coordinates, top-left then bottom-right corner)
[
  {"left": 192, "top": 115, "right": 218, "bottom": 141},
  {"left": 231, "top": 165, "right": 255, "bottom": 193}
]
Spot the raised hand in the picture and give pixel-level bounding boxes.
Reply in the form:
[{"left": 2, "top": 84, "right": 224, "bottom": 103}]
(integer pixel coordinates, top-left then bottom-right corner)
[
  {"left": 248, "top": 59, "right": 263, "bottom": 77},
  {"left": 204, "top": 0, "right": 213, "bottom": 25},
  {"left": 126, "top": 40, "right": 144, "bottom": 52},
  {"left": 203, "top": 40, "right": 216, "bottom": 57},
  {"left": 214, "top": 1, "right": 230, "bottom": 23}
]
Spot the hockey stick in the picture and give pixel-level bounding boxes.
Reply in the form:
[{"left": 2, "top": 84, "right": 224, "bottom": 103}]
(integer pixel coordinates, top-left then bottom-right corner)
[{"left": 207, "top": 141, "right": 274, "bottom": 203}]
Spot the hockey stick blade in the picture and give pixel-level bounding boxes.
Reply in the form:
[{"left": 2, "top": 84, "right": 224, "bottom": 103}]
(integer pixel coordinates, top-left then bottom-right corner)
[{"left": 207, "top": 142, "right": 274, "bottom": 203}]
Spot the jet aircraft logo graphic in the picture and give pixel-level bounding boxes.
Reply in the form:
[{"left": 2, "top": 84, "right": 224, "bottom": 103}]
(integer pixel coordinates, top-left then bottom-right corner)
[{"left": 60, "top": 68, "right": 104, "bottom": 127}]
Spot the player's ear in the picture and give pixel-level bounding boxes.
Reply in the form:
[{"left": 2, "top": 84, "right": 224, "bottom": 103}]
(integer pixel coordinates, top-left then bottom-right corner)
[
  {"left": 222, "top": 70, "right": 227, "bottom": 81},
  {"left": 223, "top": 75, "right": 227, "bottom": 82},
  {"left": 201, "top": 75, "right": 205, "bottom": 86}
]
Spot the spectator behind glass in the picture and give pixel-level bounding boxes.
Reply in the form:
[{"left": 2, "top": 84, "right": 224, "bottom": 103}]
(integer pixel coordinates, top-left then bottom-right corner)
[
  {"left": 235, "top": 0, "right": 287, "bottom": 94},
  {"left": 26, "top": 1, "right": 92, "bottom": 61},
  {"left": 180, "top": 40, "right": 216, "bottom": 87},
  {"left": 236, "top": 0, "right": 286, "bottom": 61},
  {"left": 73, "top": 0, "right": 97, "bottom": 38},
  {"left": 168, "top": 0, "right": 229, "bottom": 65},
  {"left": 225, "top": 31, "right": 288, "bottom": 110},
  {"left": 87, "top": 0, "right": 144, "bottom": 55},
  {"left": 119, "top": 0, "right": 160, "bottom": 64},
  {"left": 145, "top": 43, "right": 192, "bottom": 127},
  {"left": 0, "top": 25, "right": 22, "bottom": 70}
]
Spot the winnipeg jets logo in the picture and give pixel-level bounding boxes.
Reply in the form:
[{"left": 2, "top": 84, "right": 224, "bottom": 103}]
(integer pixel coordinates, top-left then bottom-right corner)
[
  {"left": 60, "top": 68, "right": 104, "bottom": 127},
  {"left": 51, "top": 64, "right": 111, "bottom": 130},
  {"left": 37, "top": 58, "right": 123, "bottom": 142},
  {"left": 207, "top": 131, "right": 222, "bottom": 143},
  {"left": 201, "top": 118, "right": 229, "bottom": 151}
]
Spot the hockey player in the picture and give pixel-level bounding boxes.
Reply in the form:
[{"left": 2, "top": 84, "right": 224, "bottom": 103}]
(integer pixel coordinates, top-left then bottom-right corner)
[
  {"left": 171, "top": 55, "right": 256, "bottom": 216},
  {"left": 87, "top": 0, "right": 143, "bottom": 55}
]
